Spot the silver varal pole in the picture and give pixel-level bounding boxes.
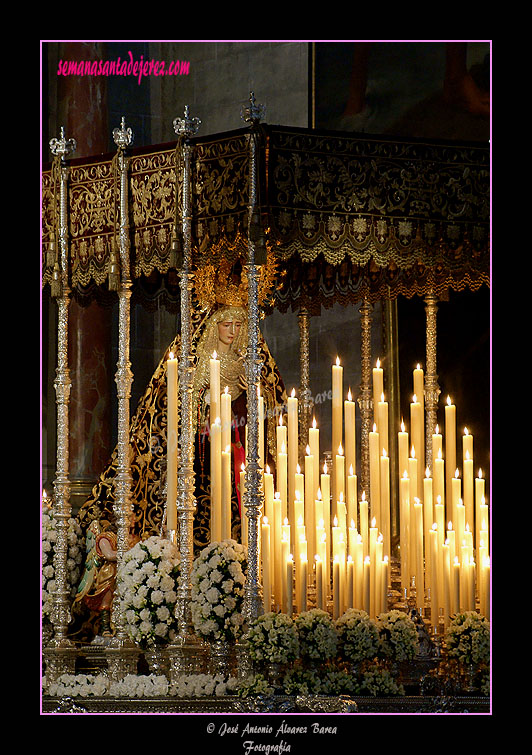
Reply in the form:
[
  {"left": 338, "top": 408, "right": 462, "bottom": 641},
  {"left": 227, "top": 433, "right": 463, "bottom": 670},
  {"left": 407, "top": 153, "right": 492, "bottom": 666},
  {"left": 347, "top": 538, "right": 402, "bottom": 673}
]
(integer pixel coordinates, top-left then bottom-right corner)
[
  {"left": 107, "top": 118, "right": 139, "bottom": 677},
  {"left": 168, "top": 106, "right": 204, "bottom": 679},
  {"left": 241, "top": 93, "right": 267, "bottom": 646},
  {"left": 44, "top": 128, "right": 78, "bottom": 681}
]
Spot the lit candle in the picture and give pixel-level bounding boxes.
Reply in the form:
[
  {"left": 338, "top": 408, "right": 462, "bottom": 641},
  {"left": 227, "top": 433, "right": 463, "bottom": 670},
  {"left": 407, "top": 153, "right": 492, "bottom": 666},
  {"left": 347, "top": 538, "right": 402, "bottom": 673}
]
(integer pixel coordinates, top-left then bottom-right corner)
[
  {"left": 347, "top": 555, "right": 354, "bottom": 610},
  {"left": 277, "top": 441, "right": 288, "bottom": 523},
  {"left": 335, "top": 444, "right": 345, "bottom": 520},
  {"left": 408, "top": 448, "right": 418, "bottom": 580},
  {"left": 453, "top": 556, "right": 461, "bottom": 616},
  {"left": 304, "top": 445, "right": 315, "bottom": 566},
  {"left": 430, "top": 524, "right": 440, "bottom": 631},
  {"left": 166, "top": 352, "right": 178, "bottom": 532},
  {"left": 399, "top": 471, "right": 410, "bottom": 594},
  {"left": 333, "top": 556, "right": 341, "bottom": 619},
  {"left": 354, "top": 534, "right": 364, "bottom": 609},
  {"left": 369, "top": 517, "right": 378, "bottom": 618},
  {"left": 433, "top": 448, "right": 445, "bottom": 520},
  {"left": 347, "top": 464, "right": 358, "bottom": 532},
  {"left": 398, "top": 419, "right": 409, "bottom": 480},
  {"left": 221, "top": 445, "right": 232, "bottom": 540},
  {"left": 479, "top": 499, "right": 489, "bottom": 556},
  {"left": 423, "top": 468, "right": 434, "bottom": 550},
  {"left": 321, "top": 462, "right": 331, "bottom": 585},
  {"left": 442, "top": 540, "right": 451, "bottom": 628},
  {"left": 273, "top": 493, "right": 283, "bottom": 610},
  {"left": 380, "top": 449, "right": 391, "bottom": 560},
  {"left": 317, "top": 529, "right": 327, "bottom": 603},
  {"left": 309, "top": 417, "right": 320, "bottom": 501},
  {"left": 332, "top": 357, "right": 343, "bottom": 506},
  {"left": 475, "top": 469, "right": 486, "bottom": 553},
  {"left": 287, "top": 388, "right": 298, "bottom": 526},
  {"left": 221, "top": 386, "right": 232, "bottom": 453},
  {"left": 377, "top": 392, "right": 389, "bottom": 455},
  {"left": 480, "top": 554, "right": 490, "bottom": 619},
  {"left": 445, "top": 396, "right": 456, "bottom": 515},
  {"left": 369, "top": 424, "right": 381, "bottom": 528},
  {"left": 374, "top": 534, "right": 383, "bottom": 618},
  {"left": 363, "top": 556, "right": 371, "bottom": 614},
  {"left": 299, "top": 552, "right": 308, "bottom": 613},
  {"left": 381, "top": 556, "right": 389, "bottom": 615},
  {"left": 451, "top": 470, "right": 462, "bottom": 541},
  {"left": 410, "top": 394, "right": 423, "bottom": 499},
  {"left": 210, "top": 417, "right": 222, "bottom": 543},
  {"left": 372, "top": 358, "right": 384, "bottom": 425},
  {"left": 285, "top": 552, "right": 293, "bottom": 616},
  {"left": 261, "top": 516, "right": 271, "bottom": 611},
  {"left": 413, "top": 364, "right": 424, "bottom": 415},
  {"left": 209, "top": 351, "right": 220, "bottom": 427},
  {"left": 263, "top": 464, "right": 274, "bottom": 527},
  {"left": 337, "top": 493, "right": 347, "bottom": 542},
  {"left": 315, "top": 555, "right": 324, "bottom": 610},
  {"left": 359, "top": 491, "right": 369, "bottom": 559},
  {"left": 432, "top": 424, "right": 443, "bottom": 466},
  {"left": 414, "top": 499, "right": 424, "bottom": 611},
  {"left": 463, "top": 445, "right": 474, "bottom": 534},
  {"left": 344, "top": 389, "right": 356, "bottom": 479}
]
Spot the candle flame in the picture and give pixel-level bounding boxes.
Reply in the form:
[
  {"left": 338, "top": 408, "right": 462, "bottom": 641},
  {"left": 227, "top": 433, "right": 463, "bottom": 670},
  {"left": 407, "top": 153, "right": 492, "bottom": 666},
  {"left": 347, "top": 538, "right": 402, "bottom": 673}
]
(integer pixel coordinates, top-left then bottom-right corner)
[
  {"left": 347, "top": 554, "right": 353, "bottom": 563},
  {"left": 412, "top": 393, "right": 417, "bottom": 403},
  {"left": 312, "top": 416, "right": 317, "bottom": 429},
  {"left": 263, "top": 516, "right": 269, "bottom": 525},
  {"left": 214, "top": 416, "right": 221, "bottom": 426},
  {"left": 465, "top": 449, "right": 471, "bottom": 461},
  {"left": 478, "top": 468, "right": 483, "bottom": 479},
  {"left": 365, "top": 555, "right": 371, "bottom": 564},
  {"left": 241, "top": 463, "right": 245, "bottom": 472},
  {"left": 349, "top": 464, "right": 354, "bottom": 476},
  {"left": 432, "top": 522, "right": 438, "bottom": 531},
  {"left": 464, "top": 426, "right": 469, "bottom": 435},
  {"left": 169, "top": 351, "right": 174, "bottom": 360},
  {"left": 224, "top": 385, "right": 229, "bottom": 394},
  {"left": 318, "top": 517, "right": 325, "bottom": 528},
  {"left": 317, "top": 488, "right": 322, "bottom": 500},
  {"left": 284, "top": 518, "right": 289, "bottom": 526},
  {"left": 306, "top": 444, "right": 311, "bottom": 456},
  {"left": 376, "top": 358, "right": 380, "bottom": 368},
  {"left": 425, "top": 467, "right": 431, "bottom": 478},
  {"left": 333, "top": 516, "right": 338, "bottom": 527},
  {"left": 350, "top": 518, "right": 355, "bottom": 528},
  {"left": 323, "top": 461, "right": 328, "bottom": 474},
  {"left": 336, "top": 356, "right": 340, "bottom": 366},
  {"left": 411, "top": 446, "right": 416, "bottom": 458},
  {"left": 338, "top": 443, "right": 343, "bottom": 455},
  {"left": 212, "top": 350, "right": 217, "bottom": 359},
  {"left": 416, "top": 363, "right": 421, "bottom": 370},
  {"left": 384, "top": 555, "right": 389, "bottom": 564},
  {"left": 401, "top": 419, "right": 405, "bottom": 432},
  {"left": 266, "top": 464, "right": 270, "bottom": 474},
  {"left": 437, "top": 448, "right": 443, "bottom": 460},
  {"left": 465, "top": 523, "right": 470, "bottom": 532},
  {"left": 381, "top": 392, "right": 385, "bottom": 403},
  {"left": 447, "top": 395, "right": 452, "bottom": 406},
  {"left": 372, "top": 423, "right": 377, "bottom": 433},
  {"left": 297, "top": 463, "right": 301, "bottom": 475},
  {"left": 291, "top": 387, "right": 296, "bottom": 398},
  {"left": 402, "top": 471, "right": 408, "bottom": 480},
  {"left": 347, "top": 388, "right": 352, "bottom": 401},
  {"left": 455, "top": 469, "right": 460, "bottom": 478},
  {"left": 225, "top": 445, "right": 231, "bottom": 454},
  {"left": 274, "top": 491, "right": 280, "bottom": 500},
  {"left": 281, "top": 442, "right": 286, "bottom": 454},
  {"left": 454, "top": 556, "right": 460, "bottom": 565},
  {"left": 295, "top": 490, "right": 301, "bottom": 501},
  {"left": 436, "top": 495, "right": 442, "bottom": 504},
  {"left": 448, "top": 521, "right": 453, "bottom": 530},
  {"left": 279, "top": 413, "right": 284, "bottom": 426},
  {"left": 378, "top": 533, "right": 383, "bottom": 543},
  {"left": 339, "top": 491, "right": 344, "bottom": 503},
  {"left": 435, "top": 424, "right": 440, "bottom": 434},
  {"left": 382, "top": 448, "right": 387, "bottom": 458},
  {"left": 361, "top": 491, "right": 366, "bottom": 500},
  {"left": 315, "top": 554, "right": 321, "bottom": 563},
  {"left": 371, "top": 517, "right": 376, "bottom": 527},
  {"left": 297, "top": 516, "right": 304, "bottom": 526}
]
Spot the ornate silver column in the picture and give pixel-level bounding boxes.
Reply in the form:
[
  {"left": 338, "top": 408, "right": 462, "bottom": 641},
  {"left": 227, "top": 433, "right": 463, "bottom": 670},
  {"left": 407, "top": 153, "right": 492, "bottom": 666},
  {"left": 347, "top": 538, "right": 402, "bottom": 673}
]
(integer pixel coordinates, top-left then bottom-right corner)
[
  {"left": 241, "top": 93, "right": 266, "bottom": 635},
  {"left": 298, "top": 306, "right": 312, "bottom": 455},
  {"left": 424, "top": 290, "right": 440, "bottom": 472},
  {"left": 168, "top": 106, "right": 205, "bottom": 679},
  {"left": 106, "top": 118, "right": 139, "bottom": 678},
  {"left": 357, "top": 297, "right": 373, "bottom": 498},
  {"left": 44, "top": 128, "right": 78, "bottom": 680}
]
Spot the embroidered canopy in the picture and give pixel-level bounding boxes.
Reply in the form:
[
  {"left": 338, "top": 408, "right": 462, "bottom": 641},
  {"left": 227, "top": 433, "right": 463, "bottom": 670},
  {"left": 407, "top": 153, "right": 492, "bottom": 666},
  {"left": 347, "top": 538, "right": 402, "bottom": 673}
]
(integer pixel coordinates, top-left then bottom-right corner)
[{"left": 41, "top": 123, "right": 489, "bottom": 313}]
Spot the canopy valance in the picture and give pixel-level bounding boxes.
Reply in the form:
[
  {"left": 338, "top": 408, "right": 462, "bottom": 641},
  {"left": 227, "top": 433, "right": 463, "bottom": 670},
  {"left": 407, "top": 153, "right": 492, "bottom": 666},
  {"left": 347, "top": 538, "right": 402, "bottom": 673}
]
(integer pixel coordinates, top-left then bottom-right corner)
[{"left": 41, "top": 123, "right": 489, "bottom": 311}]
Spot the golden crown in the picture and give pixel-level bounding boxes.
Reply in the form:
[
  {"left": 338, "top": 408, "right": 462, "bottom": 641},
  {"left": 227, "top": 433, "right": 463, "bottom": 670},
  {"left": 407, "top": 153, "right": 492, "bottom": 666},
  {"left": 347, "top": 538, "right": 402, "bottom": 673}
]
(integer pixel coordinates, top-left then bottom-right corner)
[{"left": 194, "top": 249, "right": 279, "bottom": 311}]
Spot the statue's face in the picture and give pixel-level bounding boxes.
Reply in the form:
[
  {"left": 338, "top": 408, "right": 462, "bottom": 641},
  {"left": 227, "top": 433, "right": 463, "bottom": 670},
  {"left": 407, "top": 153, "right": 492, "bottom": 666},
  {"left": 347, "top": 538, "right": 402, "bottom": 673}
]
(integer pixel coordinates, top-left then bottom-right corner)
[{"left": 217, "top": 319, "right": 242, "bottom": 348}]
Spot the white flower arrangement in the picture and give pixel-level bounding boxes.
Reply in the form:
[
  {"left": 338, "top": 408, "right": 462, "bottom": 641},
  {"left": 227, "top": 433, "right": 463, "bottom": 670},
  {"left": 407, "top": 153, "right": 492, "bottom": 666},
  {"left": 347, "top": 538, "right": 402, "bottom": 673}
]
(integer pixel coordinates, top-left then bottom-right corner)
[
  {"left": 376, "top": 610, "right": 419, "bottom": 662},
  {"left": 109, "top": 674, "right": 169, "bottom": 698},
  {"left": 41, "top": 503, "right": 83, "bottom": 622},
  {"left": 44, "top": 673, "right": 109, "bottom": 698},
  {"left": 172, "top": 674, "right": 239, "bottom": 698},
  {"left": 116, "top": 536, "right": 180, "bottom": 649},
  {"left": 295, "top": 608, "right": 338, "bottom": 662},
  {"left": 444, "top": 611, "right": 490, "bottom": 666},
  {"left": 246, "top": 612, "right": 300, "bottom": 665},
  {"left": 190, "top": 540, "right": 247, "bottom": 643},
  {"left": 335, "top": 608, "right": 379, "bottom": 664}
]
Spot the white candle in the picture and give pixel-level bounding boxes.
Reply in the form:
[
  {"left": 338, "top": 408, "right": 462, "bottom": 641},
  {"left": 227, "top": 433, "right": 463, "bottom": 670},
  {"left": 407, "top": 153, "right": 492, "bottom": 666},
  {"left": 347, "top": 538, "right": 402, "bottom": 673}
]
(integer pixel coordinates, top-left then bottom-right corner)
[
  {"left": 209, "top": 351, "right": 220, "bottom": 426},
  {"left": 221, "top": 445, "right": 232, "bottom": 540},
  {"left": 332, "top": 357, "right": 343, "bottom": 505},
  {"left": 273, "top": 493, "right": 282, "bottom": 610},
  {"left": 277, "top": 441, "right": 288, "bottom": 523},
  {"left": 166, "top": 352, "right": 178, "bottom": 532},
  {"left": 333, "top": 556, "right": 341, "bottom": 619},
  {"left": 359, "top": 491, "right": 369, "bottom": 560},
  {"left": 398, "top": 419, "right": 409, "bottom": 480},
  {"left": 335, "top": 444, "right": 345, "bottom": 521},
  {"left": 369, "top": 517, "right": 378, "bottom": 618},
  {"left": 463, "top": 446, "right": 474, "bottom": 534},
  {"left": 399, "top": 471, "right": 410, "bottom": 594},
  {"left": 347, "top": 555, "right": 354, "bottom": 610},
  {"left": 432, "top": 424, "right": 443, "bottom": 466},
  {"left": 304, "top": 446, "right": 315, "bottom": 567},
  {"left": 285, "top": 552, "right": 293, "bottom": 616},
  {"left": 221, "top": 386, "right": 232, "bottom": 453},
  {"left": 309, "top": 417, "right": 320, "bottom": 501},
  {"left": 258, "top": 390, "right": 265, "bottom": 469},
  {"left": 261, "top": 516, "right": 271, "bottom": 610},
  {"left": 354, "top": 534, "right": 363, "bottom": 609},
  {"left": 210, "top": 417, "right": 222, "bottom": 543},
  {"left": 287, "top": 389, "right": 298, "bottom": 526},
  {"left": 344, "top": 389, "right": 356, "bottom": 479},
  {"left": 380, "top": 450, "right": 391, "bottom": 561},
  {"left": 369, "top": 424, "right": 381, "bottom": 528},
  {"left": 442, "top": 541, "right": 451, "bottom": 627},
  {"left": 410, "top": 395, "right": 423, "bottom": 500},
  {"left": 299, "top": 551, "right": 308, "bottom": 613},
  {"left": 430, "top": 524, "right": 440, "bottom": 631},
  {"left": 475, "top": 469, "right": 486, "bottom": 553},
  {"left": 480, "top": 554, "right": 490, "bottom": 619},
  {"left": 372, "top": 358, "right": 384, "bottom": 425},
  {"left": 377, "top": 392, "right": 389, "bottom": 456},
  {"left": 315, "top": 555, "right": 324, "bottom": 610},
  {"left": 347, "top": 465, "right": 358, "bottom": 532},
  {"left": 239, "top": 464, "right": 247, "bottom": 548},
  {"left": 363, "top": 556, "right": 371, "bottom": 614},
  {"left": 445, "top": 396, "right": 456, "bottom": 516},
  {"left": 423, "top": 468, "right": 434, "bottom": 551},
  {"left": 321, "top": 463, "right": 331, "bottom": 585}
]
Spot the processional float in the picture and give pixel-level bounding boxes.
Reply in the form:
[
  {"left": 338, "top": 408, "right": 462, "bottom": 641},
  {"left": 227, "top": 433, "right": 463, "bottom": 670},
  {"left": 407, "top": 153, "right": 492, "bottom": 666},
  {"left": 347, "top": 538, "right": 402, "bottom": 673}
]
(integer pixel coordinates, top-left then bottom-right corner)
[{"left": 42, "top": 94, "right": 489, "bottom": 680}]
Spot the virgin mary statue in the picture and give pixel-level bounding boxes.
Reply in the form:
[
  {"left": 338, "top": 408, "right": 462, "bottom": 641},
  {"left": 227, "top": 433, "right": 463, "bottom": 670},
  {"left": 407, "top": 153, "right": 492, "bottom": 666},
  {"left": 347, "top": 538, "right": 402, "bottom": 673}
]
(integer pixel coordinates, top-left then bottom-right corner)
[{"left": 77, "top": 255, "right": 287, "bottom": 554}]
